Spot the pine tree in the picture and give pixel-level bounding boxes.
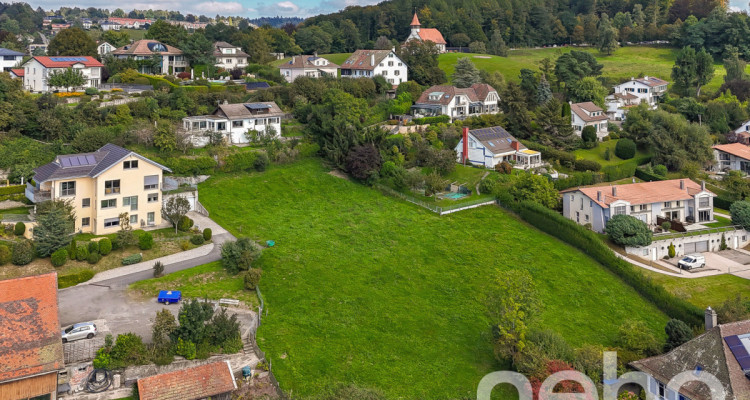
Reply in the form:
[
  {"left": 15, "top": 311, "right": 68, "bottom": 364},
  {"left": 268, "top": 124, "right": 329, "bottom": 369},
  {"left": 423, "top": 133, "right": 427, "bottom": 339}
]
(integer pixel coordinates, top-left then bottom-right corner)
[
  {"left": 598, "top": 13, "right": 620, "bottom": 55},
  {"left": 488, "top": 30, "right": 508, "bottom": 57},
  {"left": 536, "top": 75, "right": 552, "bottom": 105},
  {"left": 33, "top": 202, "right": 74, "bottom": 257},
  {"left": 451, "top": 57, "right": 481, "bottom": 88}
]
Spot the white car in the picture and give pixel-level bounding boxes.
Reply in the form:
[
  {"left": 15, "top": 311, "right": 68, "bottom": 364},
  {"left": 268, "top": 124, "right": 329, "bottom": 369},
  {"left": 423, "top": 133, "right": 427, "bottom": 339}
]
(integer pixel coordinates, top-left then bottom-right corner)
[
  {"left": 61, "top": 322, "right": 97, "bottom": 343},
  {"left": 678, "top": 254, "right": 706, "bottom": 270}
]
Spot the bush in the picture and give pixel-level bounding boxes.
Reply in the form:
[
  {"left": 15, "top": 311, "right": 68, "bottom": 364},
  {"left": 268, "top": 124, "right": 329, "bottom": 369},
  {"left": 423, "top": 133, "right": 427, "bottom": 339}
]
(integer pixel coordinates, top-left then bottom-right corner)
[
  {"left": 178, "top": 216, "right": 194, "bottom": 232},
  {"left": 664, "top": 319, "right": 693, "bottom": 351},
  {"left": 635, "top": 167, "right": 666, "bottom": 182},
  {"left": 76, "top": 245, "right": 89, "bottom": 261},
  {"left": 175, "top": 337, "right": 196, "bottom": 360},
  {"left": 495, "top": 161, "right": 512, "bottom": 174},
  {"left": 88, "top": 241, "right": 99, "bottom": 255},
  {"left": 180, "top": 240, "right": 190, "bottom": 251},
  {"left": 139, "top": 232, "right": 154, "bottom": 250},
  {"left": 203, "top": 228, "right": 212, "bottom": 241},
  {"left": 668, "top": 242, "right": 676, "bottom": 258},
  {"left": 412, "top": 115, "right": 450, "bottom": 124},
  {"left": 0, "top": 244, "right": 11, "bottom": 265},
  {"left": 51, "top": 249, "right": 68, "bottom": 267},
  {"left": 581, "top": 126, "right": 597, "bottom": 143},
  {"left": 254, "top": 152, "right": 269, "bottom": 172},
  {"left": 58, "top": 269, "right": 95, "bottom": 288},
  {"left": 87, "top": 252, "right": 101, "bottom": 264},
  {"left": 602, "top": 162, "right": 637, "bottom": 181},
  {"left": 153, "top": 261, "right": 164, "bottom": 277},
  {"left": 190, "top": 234, "right": 205, "bottom": 245},
  {"left": 12, "top": 241, "right": 33, "bottom": 265},
  {"left": 606, "top": 215, "right": 653, "bottom": 247},
  {"left": 615, "top": 138, "right": 636, "bottom": 160},
  {"left": 573, "top": 159, "right": 602, "bottom": 172},
  {"left": 68, "top": 240, "right": 78, "bottom": 260},
  {"left": 243, "top": 268, "right": 262, "bottom": 290},
  {"left": 222, "top": 152, "right": 256, "bottom": 172},
  {"left": 221, "top": 237, "right": 262, "bottom": 274},
  {"left": 122, "top": 253, "right": 143, "bottom": 265},
  {"left": 109, "top": 333, "right": 150, "bottom": 368},
  {"left": 14, "top": 222, "right": 25, "bottom": 236},
  {"left": 731, "top": 201, "right": 750, "bottom": 230},
  {"left": 661, "top": 221, "right": 671, "bottom": 231},
  {"left": 85, "top": 87, "right": 99, "bottom": 95},
  {"left": 92, "top": 347, "right": 111, "bottom": 369},
  {"left": 653, "top": 165, "right": 668, "bottom": 176},
  {"left": 99, "top": 238, "right": 112, "bottom": 255}
]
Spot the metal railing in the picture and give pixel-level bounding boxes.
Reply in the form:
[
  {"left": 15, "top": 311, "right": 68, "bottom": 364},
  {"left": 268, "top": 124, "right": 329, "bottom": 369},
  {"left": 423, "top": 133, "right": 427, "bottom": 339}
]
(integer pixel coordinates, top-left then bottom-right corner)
[{"left": 653, "top": 225, "right": 745, "bottom": 240}]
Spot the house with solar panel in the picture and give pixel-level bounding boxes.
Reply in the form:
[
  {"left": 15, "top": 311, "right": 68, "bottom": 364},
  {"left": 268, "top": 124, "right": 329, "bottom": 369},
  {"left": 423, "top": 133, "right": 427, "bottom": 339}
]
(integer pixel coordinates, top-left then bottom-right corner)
[
  {"left": 182, "top": 101, "right": 284, "bottom": 147},
  {"left": 26, "top": 144, "right": 172, "bottom": 234},
  {"left": 455, "top": 126, "right": 542, "bottom": 170},
  {"left": 21, "top": 56, "right": 104, "bottom": 92},
  {"left": 111, "top": 39, "right": 187, "bottom": 75},
  {"left": 630, "top": 307, "right": 750, "bottom": 400}
]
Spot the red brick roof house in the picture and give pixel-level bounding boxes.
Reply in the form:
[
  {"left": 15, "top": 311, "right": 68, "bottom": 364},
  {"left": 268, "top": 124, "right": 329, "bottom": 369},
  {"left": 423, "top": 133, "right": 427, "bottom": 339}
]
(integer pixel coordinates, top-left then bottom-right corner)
[
  {"left": 0, "top": 273, "right": 64, "bottom": 400},
  {"left": 21, "top": 56, "right": 104, "bottom": 93},
  {"left": 412, "top": 83, "right": 499, "bottom": 121},
  {"left": 405, "top": 13, "right": 446, "bottom": 53},
  {"left": 111, "top": 40, "right": 187, "bottom": 75},
  {"left": 137, "top": 361, "right": 237, "bottom": 400}
]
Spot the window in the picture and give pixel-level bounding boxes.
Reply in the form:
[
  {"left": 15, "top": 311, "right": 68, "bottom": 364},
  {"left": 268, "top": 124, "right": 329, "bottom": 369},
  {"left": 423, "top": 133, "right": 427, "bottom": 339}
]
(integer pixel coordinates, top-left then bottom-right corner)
[
  {"left": 217, "top": 122, "right": 226, "bottom": 131},
  {"left": 699, "top": 197, "right": 710, "bottom": 208},
  {"left": 148, "top": 193, "right": 158, "bottom": 203},
  {"left": 104, "top": 217, "right": 119, "bottom": 227},
  {"left": 613, "top": 206, "right": 626, "bottom": 215},
  {"left": 101, "top": 199, "right": 116, "bottom": 209},
  {"left": 388, "top": 61, "right": 393, "bottom": 66},
  {"left": 124, "top": 160, "right": 138, "bottom": 169},
  {"left": 584, "top": 214, "right": 589, "bottom": 222},
  {"left": 81, "top": 217, "right": 90, "bottom": 227},
  {"left": 123, "top": 196, "right": 138, "bottom": 211},
  {"left": 130, "top": 214, "right": 138, "bottom": 225},
  {"left": 60, "top": 181, "right": 76, "bottom": 196},
  {"left": 664, "top": 202, "right": 671, "bottom": 208},
  {"left": 82, "top": 198, "right": 90, "bottom": 208},
  {"left": 104, "top": 180, "right": 120, "bottom": 195},
  {"left": 144, "top": 175, "right": 159, "bottom": 190},
  {"left": 232, "top": 120, "right": 243, "bottom": 128},
  {"left": 676, "top": 201, "right": 681, "bottom": 207},
  {"left": 147, "top": 212, "right": 155, "bottom": 224}
]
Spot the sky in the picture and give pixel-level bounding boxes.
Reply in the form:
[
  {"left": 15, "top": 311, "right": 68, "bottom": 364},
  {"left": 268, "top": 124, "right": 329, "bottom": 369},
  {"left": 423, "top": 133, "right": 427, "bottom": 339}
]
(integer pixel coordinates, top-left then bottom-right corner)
[{"left": 24, "top": 0, "right": 750, "bottom": 19}]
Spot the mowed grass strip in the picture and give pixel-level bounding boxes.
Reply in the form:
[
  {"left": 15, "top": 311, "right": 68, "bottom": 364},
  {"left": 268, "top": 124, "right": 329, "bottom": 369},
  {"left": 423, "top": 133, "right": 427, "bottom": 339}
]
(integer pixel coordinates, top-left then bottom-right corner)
[{"left": 199, "top": 159, "right": 668, "bottom": 399}]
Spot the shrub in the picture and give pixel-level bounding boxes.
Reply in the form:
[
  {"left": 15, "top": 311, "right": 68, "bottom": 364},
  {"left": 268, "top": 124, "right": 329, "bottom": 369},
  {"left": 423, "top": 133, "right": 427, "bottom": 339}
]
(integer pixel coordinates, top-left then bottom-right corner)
[
  {"left": 581, "top": 125, "right": 597, "bottom": 143},
  {"left": 122, "top": 253, "right": 143, "bottom": 265},
  {"left": 573, "top": 159, "right": 602, "bottom": 172},
  {"left": 68, "top": 240, "right": 78, "bottom": 260},
  {"left": 12, "top": 241, "right": 33, "bottom": 265},
  {"left": 190, "top": 234, "right": 205, "bottom": 245},
  {"left": 606, "top": 215, "right": 653, "bottom": 247},
  {"left": 731, "top": 201, "right": 750, "bottom": 230},
  {"left": 14, "top": 222, "right": 25, "bottom": 236},
  {"left": 495, "top": 161, "right": 512, "bottom": 174},
  {"left": 243, "top": 268, "right": 262, "bottom": 290},
  {"left": 88, "top": 241, "right": 99, "bottom": 254},
  {"left": 668, "top": 242, "right": 676, "bottom": 258},
  {"left": 153, "top": 261, "right": 164, "bottom": 277},
  {"left": 614, "top": 138, "right": 636, "bottom": 159},
  {"left": 254, "top": 152, "right": 269, "bottom": 172},
  {"left": 221, "top": 237, "right": 262, "bottom": 274},
  {"left": 109, "top": 333, "right": 149, "bottom": 368},
  {"left": 139, "top": 232, "right": 154, "bottom": 250},
  {"left": 635, "top": 167, "right": 666, "bottom": 182},
  {"left": 177, "top": 216, "right": 194, "bottom": 232},
  {"left": 617, "top": 319, "right": 661, "bottom": 357},
  {"left": 661, "top": 221, "right": 671, "bottom": 232},
  {"left": 0, "top": 244, "right": 11, "bottom": 265},
  {"left": 51, "top": 249, "right": 68, "bottom": 267},
  {"left": 76, "top": 245, "right": 89, "bottom": 261},
  {"left": 180, "top": 240, "right": 190, "bottom": 251},
  {"left": 203, "top": 228, "right": 212, "bottom": 241},
  {"left": 664, "top": 319, "right": 693, "bottom": 351},
  {"left": 87, "top": 252, "right": 101, "bottom": 264},
  {"left": 85, "top": 87, "right": 99, "bottom": 95},
  {"left": 653, "top": 165, "right": 668, "bottom": 176},
  {"left": 99, "top": 238, "right": 112, "bottom": 255},
  {"left": 57, "top": 269, "right": 95, "bottom": 288},
  {"left": 175, "top": 337, "right": 197, "bottom": 360}
]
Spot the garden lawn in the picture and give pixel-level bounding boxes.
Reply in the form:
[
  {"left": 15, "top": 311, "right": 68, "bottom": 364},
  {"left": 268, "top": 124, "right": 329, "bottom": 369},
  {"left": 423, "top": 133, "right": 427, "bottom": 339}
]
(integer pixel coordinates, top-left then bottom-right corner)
[
  {"left": 573, "top": 139, "right": 651, "bottom": 167},
  {"left": 641, "top": 270, "right": 750, "bottom": 308},
  {"left": 199, "top": 158, "right": 669, "bottom": 399}
]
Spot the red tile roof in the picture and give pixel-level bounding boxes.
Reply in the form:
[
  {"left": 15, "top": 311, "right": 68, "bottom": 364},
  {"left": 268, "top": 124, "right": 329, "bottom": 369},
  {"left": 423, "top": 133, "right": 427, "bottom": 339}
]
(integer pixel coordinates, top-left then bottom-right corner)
[
  {"left": 10, "top": 68, "right": 24, "bottom": 77},
  {"left": 341, "top": 50, "right": 394, "bottom": 71},
  {"left": 137, "top": 361, "right": 236, "bottom": 400},
  {"left": 0, "top": 273, "right": 64, "bottom": 383},
  {"left": 418, "top": 28, "right": 446, "bottom": 45},
  {"left": 32, "top": 56, "right": 103, "bottom": 68},
  {"left": 714, "top": 143, "right": 750, "bottom": 161},
  {"left": 411, "top": 13, "right": 420, "bottom": 26},
  {"left": 562, "top": 179, "right": 714, "bottom": 208},
  {"left": 570, "top": 102, "right": 608, "bottom": 122}
]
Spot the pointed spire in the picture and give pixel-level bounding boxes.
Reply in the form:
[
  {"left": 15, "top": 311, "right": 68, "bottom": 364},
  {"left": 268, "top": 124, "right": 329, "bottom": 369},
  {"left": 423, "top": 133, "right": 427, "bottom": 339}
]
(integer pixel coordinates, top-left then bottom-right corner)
[{"left": 410, "top": 12, "right": 421, "bottom": 27}]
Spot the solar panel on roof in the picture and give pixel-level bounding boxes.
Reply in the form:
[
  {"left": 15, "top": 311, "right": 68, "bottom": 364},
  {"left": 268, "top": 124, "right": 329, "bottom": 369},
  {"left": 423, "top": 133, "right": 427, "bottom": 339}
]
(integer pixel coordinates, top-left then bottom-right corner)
[
  {"left": 50, "top": 56, "right": 87, "bottom": 62},
  {"left": 245, "top": 104, "right": 271, "bottom": 110},
  {"left": 60, "top": 158, "right": 71, "bottom": 167}
]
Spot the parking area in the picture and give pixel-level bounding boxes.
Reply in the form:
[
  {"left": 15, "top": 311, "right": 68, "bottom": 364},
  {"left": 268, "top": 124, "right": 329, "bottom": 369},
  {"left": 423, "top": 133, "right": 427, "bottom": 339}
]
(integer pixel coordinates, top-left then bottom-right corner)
[
  {"left": 62, "top": 319, "right": 110, "bottom": 364},
  {"left": 659, "top": 250, "right": 750, "bottom": 276}
]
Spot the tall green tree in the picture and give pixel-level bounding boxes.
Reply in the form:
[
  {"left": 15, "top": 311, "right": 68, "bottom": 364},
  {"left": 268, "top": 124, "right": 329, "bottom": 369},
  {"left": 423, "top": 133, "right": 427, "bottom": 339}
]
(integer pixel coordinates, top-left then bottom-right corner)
[
  {"left": 486, "top": 269, "right": 541, "bottom": 362},
  {"left": 47, "top": 68, "right": 85, "bottom": 92},
  {"left": 488, "top": 30, "right": 508, "bottom": 57},
  {"left": 535, "top": 98, "right": 576, "bottom": 149},
  {"left": 33, "top": 200, "right": 75, "bottom": 257},
  {"left": 47, "top": 27, "right": 97, "bottom": 57},
  {"left": 569, "top": 77, "right": 608, "bottom": 107},
  {"left": 554, "top": 51, "right": 603, "bottom": 91},
  {"left": 145, "top": 19, "right": 187, "bottom": 47},
  {"left": 451, "top": 57, "right": 481, "bottom": 88},
  {"left": 500, "top": 82, "right": 532, "bottom": 139},
  {"left": 306, "top": 89, "right": 370, "bottom": 168},
  {"left": 295, "top": 26, "right": 333, "bottom": 54},
  {"left": 396, "top": 40, "right": 446, "bottom": 87},
  {"left": 179, "top": 32, "right": 214, "bottom": 66},
  {"left": 598, "top": 13, "right": 620, "bottom": 55},
  {"left": 519, "top": 68, "right": 538, "bottom": 107},
  {"left": 536, "top": 74, "right": 552, "bottom": 105},
  {"left": 101, "top": 30, "right": 130, "bottom": 48},
  {"left": 724, "top": 46, "right": 748, "bottom": 83},
  {"left": 672, "top": 46, "right": 715, "bottom": 97}
]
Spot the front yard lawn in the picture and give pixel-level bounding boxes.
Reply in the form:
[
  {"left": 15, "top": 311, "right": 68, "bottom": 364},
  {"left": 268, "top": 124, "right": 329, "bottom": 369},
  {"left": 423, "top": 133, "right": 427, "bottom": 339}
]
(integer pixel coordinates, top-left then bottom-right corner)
[
  {"left": 573, "top": 139, "right": 651, "bottom": 167},
  {"left": 703, "top": 215, "right": 734, "bottom": 228},
  {"left": 641, "top": 270, "right": 750, "bottom": 308},
  {"left": 199, "top": 158, "right": 669, "bottom": 399}
]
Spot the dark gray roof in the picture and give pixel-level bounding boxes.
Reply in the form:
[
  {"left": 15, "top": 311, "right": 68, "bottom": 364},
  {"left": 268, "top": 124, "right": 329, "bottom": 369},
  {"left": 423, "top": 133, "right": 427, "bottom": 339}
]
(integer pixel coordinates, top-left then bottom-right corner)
[
  {"left": 0, "top": 48, "right": 24, "bottom": 56},
  {"left": 467, "top": 126, "right": 526, "bottom": 155},
  {"left": 245, "top": 82, "right": 270, "bottom": 90},
  {"left": 33, "top": 143, "right": 171, "bottom": 183}
]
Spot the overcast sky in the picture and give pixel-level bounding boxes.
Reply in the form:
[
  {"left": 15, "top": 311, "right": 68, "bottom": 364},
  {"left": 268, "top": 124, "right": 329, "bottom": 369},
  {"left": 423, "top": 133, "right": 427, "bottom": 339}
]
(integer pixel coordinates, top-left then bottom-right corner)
[{"left": 25, "top": 0, "right": 750, "bottom": 19}]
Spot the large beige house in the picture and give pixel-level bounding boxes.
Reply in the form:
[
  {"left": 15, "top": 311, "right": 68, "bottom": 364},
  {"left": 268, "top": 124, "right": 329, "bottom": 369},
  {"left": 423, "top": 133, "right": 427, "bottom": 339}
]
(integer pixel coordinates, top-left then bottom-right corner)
[{"left": 26, "top": 144, "right": 171, "bottom": 235}]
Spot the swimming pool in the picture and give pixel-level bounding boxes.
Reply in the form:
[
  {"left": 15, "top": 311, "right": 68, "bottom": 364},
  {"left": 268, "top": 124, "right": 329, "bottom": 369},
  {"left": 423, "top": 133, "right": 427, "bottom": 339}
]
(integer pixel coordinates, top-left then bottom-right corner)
[{"left": 443, "top": 192, "right": 468, "bottom": 200}]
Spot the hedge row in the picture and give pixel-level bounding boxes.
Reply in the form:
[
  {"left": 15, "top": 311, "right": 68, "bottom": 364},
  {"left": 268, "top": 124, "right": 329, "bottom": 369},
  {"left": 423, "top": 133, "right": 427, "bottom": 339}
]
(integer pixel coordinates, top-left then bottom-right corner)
[
  {"left": 161, "top": 157, "right": 217, "bottom": 175},
  {"left": 58, "top": 269, "right": 95, "bottom": 289},
  {"left": 0, "top": 185, "right": 24, "bottom": 196},
  {"left": 498, "top": 196, "right": 704, "bottom": 327},
  {"left": 222, "top": 151, "right": 257, "bottom": 173},
  {"left": 634, "top": 168, "right": 666, "bottom": 182},
  {"left": 412, "top": 115, "right": 450, "bottom": 125},
  {"left": 602, "top": 162, "right": 637, "bottom": 181},
  {"left": 553, "top": 171, "right": 604, "bottom": 191},
  {"left": 714, "top": 196, "right": 734, "bottom": 210}
]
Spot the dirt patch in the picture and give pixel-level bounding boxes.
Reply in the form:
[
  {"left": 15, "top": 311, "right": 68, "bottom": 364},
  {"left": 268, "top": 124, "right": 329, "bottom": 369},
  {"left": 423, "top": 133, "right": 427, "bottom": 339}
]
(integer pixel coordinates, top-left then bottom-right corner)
[
  {"left": 233, "top": 373, "right": 280, "bottom": 399},
  {"left": 473, "top": 55, "right": 491, "bottom": 59},
  {"left": 328, "top": 170, "right": 349, "bottom": 180},
  {"left": 0, "top": 259, "right": 54, "bottom": 280}
]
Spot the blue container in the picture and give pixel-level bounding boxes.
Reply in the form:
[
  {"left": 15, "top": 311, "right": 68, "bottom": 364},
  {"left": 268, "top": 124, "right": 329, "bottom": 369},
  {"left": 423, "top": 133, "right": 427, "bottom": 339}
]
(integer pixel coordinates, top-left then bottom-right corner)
[
  {"left": 157, "top": 290, "right": 182, "bottom": 304},
  {"left": 266, "top": 240, "right": 275, "bottom": 247},
  {"left": 242, "top": 366, "right": 252, "bottom": 377}
]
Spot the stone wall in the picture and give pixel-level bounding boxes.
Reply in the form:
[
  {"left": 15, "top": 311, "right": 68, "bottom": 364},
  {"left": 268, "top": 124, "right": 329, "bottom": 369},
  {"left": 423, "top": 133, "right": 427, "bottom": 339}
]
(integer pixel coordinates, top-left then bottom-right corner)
[{"left": 626, "top": 229, "right": 750, "bottom": 259}]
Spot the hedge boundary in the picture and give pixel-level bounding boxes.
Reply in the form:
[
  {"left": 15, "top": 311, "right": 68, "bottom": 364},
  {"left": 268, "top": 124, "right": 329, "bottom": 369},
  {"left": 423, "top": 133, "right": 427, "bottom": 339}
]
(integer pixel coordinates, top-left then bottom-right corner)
[
  {"left": 635, "top": 168, "right": 666, "bottom": 182},
  {"left": 58, "top": 269, "right": 95, "bottom": 288},
  {"left": 0, "top": 185, "right": 24, "bottom": 196}
]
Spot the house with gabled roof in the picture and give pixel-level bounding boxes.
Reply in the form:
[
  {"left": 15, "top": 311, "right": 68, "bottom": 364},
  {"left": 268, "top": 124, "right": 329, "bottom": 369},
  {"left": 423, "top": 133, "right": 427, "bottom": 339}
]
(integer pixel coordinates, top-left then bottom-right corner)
[
  {"left": 0, "top": 273, "right": 64, "bottom": 400},
  {"left": 455, "top": 126, "right": 542, "bottom": 170},
  {"left": 182, "top": 101, "right": 284, "bottom": 147},
  {"left": 214, "top": 41, "right": 248, "bottom": 70},
  {"left": 570, "top": 101, "right": 609, "bottom": 140},
  {"left": 137, "top": 360, "right": 237, "bottom": 400},
  {"left": 713, "top": 143, "right": 750, "bottom": 173},
  {"left": 112, "top": 39, "right": 187, "bottom": 75},
  {"left": 27, "top": 144, "right": 172, "bottom": 234},
  {"left": 412, "top": 83, "right": 499, "bottom": 121},
  {"left": 277, "top": 54, "right": 339, "bottom": 82},
  {"left": 405, "top": 13, "right": 446, "bottom": 53},
  {"left": 340, "top": 49, "right": 408, "bottom": 86},
  {"left": 21, "top": 56, "right": 103, "bottom": 92},
  {"left": 613, "top": 76, "right": 669, "bottom": 110},
  {"left": 604, "top": 91, "right": 639, "bottom": 121},
  {"left": 0, "top": 48, "right": 25, "bottom": 72}
]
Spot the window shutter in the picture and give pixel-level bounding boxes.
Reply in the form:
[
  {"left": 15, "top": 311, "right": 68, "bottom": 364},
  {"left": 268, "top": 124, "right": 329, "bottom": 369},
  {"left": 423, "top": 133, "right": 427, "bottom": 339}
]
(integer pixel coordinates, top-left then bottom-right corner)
[{"left": 144, "top": 175, "right": 159, "bottom": 185}]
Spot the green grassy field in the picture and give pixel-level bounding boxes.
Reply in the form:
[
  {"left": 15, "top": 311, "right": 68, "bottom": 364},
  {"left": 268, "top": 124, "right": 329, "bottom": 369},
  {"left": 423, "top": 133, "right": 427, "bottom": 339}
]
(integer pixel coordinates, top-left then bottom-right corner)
[
  {"left": 574, "top": 139, "right": 652, "bottom": 167},
  {"left": 641, "top": 270, "right": 750, "bottom": 308},
  {"left": 199, "top": 158, "right": 669, "bottom": 399}
]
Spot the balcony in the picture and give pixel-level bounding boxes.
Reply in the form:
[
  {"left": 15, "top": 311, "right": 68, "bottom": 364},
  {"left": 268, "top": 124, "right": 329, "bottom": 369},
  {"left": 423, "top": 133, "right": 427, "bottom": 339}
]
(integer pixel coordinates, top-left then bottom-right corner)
[{"left": 25, "top": 182, "right": 50, "bottom": 203}]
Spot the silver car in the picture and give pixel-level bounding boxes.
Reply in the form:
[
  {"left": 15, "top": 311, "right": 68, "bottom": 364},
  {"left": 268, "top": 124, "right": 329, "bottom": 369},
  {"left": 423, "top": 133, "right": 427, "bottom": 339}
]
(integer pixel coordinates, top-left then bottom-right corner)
[{"left": 61, "top": 322, "right": 97, "bottom": 343}]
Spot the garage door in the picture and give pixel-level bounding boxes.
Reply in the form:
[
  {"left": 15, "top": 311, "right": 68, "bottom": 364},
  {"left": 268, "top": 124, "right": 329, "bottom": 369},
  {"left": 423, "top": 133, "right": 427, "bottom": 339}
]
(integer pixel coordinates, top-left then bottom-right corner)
[{"left": 684, "top": 241, "right": 708, "bottom": 254}]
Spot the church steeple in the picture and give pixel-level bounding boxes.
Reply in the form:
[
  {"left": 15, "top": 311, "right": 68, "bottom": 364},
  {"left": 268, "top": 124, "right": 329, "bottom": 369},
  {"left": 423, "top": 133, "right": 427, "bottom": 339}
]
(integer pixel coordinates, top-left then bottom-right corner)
[{"left": 410, "top": 12, "right": 421, "bottom": 28}]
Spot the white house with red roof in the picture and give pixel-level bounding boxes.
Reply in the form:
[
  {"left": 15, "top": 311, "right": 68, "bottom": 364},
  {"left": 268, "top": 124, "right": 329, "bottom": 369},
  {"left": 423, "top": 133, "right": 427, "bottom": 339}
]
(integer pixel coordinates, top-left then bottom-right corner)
[
  {"left": 412, "top": 83, "right": 499, "bottom": 121},
  {"left": 612, "top": 76, "right": 669, "bottom": 110},
  {"left": 22, "top": 56, "right": 103, "bottom": 93},
  {"left": 713, "top": 143, "right": 750, "bottom": 174},
  {"left": 570, "top": 101, "right": 609, "bottom": 140},
  {"left": 405, "top": 13, "right": 446, "bottom": 53},
  {"left": 340, "top": 49, "right": 408, "bottom": 85},
  {"left": 277, "top": 54, "right": 339, "bottom": 82}
]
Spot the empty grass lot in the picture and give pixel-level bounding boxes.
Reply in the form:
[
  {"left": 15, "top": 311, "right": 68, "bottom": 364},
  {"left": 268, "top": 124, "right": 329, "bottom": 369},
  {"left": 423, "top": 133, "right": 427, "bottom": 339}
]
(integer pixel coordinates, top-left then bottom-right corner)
[
  {"left": 641, "top": 270, "right": 750, "bottom": 309},
  {"left": 199, "top": 158, "right": 669, "bottom": 399},
  {"left": 574, "top": 139, "right": 651, "bottom": 167}
]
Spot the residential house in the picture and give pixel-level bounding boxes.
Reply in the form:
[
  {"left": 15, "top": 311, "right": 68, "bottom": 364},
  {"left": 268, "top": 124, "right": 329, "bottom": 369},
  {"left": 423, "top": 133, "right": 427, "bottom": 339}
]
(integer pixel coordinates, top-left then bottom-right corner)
[
  {"left": 604, "top": 92, "right": 639, "bottom": 121},
  {"left": 732, "top": 120, "right": 750, "bottom": 144},
  {"left": 28, "top": 44, "right": 47, "bottom": 55},
  {"left": 454, "top": 126, "right": 542, "bottom": 170},
  {"left": 0, "top": 48, "right": 25, "bottom": 72},
  {"left": 182, "top": 101, "right": 284, "bottom": 147},
  {"left": 631, "top": 308, "right": 750, "bottom": 400},
  {"left": 404, "top": 13, "right": 447, "bottom": 53},
  {"left": 561, "top": 179, "right": 716, "bottom": 233},
  {"left": 22, "top": 56, "right": 103, "bottom": 93},
  {"left": 97, "top": 41, "right": 114, "bottom": 56},
  {"left": 168, "top": 20, "right": 209, "bottom": 30},
  {"left": 277, "top": 54, "right": 339, "bottom": 82},
  {"left": 112, "top": 40, "right": 187, "bottom": 75},
  {"left": 214, "top": 41, "right": 249, "bottom": 70},
  {"left": 612, "top": 76, "right": 669, "bottom": 110},
  {"left": 412, "top": 83, "right": 499, "bottom": 121},
  {"left": 42, "top": 15, "right": 62, "bottom": 27},
  {"left": 0, "top": 273, "right": 64, "bottom": 400},
  {"left": 8, "top": 68, "right": 23, "bottom": 79},
  {"left": 26, "top": 144, "right": 172, "bottom": 234},
  {"left": 571, "top": 102, "right": 609, "bottom": 140},
  {"left": 340, "top": 49, "right": 408, "bottom": 86},
  {"left": 81, "top": 18, "right": 93, "bottom": 29},
  {"left": 107, "top": 17, "right": 153, "bottom": 29},
  {"left": 100, "top": 21, "right": 121, "bottom": 31},
  {"left": 713, "top": 143, "right": 750, "bottom": 173},
  {"left": 137, "top": 361, "right": 236, "bottom": 400},
  {"left": 50, "top": 24, "right": 71, "bottom": 33}
]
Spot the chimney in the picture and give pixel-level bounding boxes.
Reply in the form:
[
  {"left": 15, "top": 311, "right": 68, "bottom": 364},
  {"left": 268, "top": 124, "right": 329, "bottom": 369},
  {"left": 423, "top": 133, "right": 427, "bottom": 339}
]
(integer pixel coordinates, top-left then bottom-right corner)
[
  {"left": 462, "top": 127, "right": 469, "bottom": 164},
  {"left": 292, "top": 55, "right": 295, "bottom": 64},
  {"left": 680, "top": 179, "right": 685, "bottom": 190},
  {"left": 313, "top": 51, "right": 317, "bottom": 58},
  {"left": 511, "top": 141, "right": 520, "bottom": 151},
  {"left": 597, "top": 191, "right": 602, "bottom": 202},
  {"left": 631, "top": 77, "right": 635, "bottom": 81},
  {"left": 612, "top": 186, "right": 617, "bottom": 196},
  {"left": 371, "top": 54, "right": 375, "bottom": 66},
  {"left": 644, "top": 75, "right": 649, "bottom": 80},
  {"left": 705, "top": 306, "right": 718, "bottom": 331},
  {"left": 701, "top": 180, "right": 706, "bottom": 191}
]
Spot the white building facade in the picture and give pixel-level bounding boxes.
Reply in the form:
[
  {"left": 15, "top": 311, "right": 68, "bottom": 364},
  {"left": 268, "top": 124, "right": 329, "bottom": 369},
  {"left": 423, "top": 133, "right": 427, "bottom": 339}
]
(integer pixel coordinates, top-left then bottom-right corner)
[
  {"left": 182, "top": 102, "right": 284, "bottom": 147},
  {"left": 340, "top": 50, "right": 408, "bottom": 86},
  {"left": 571, "top": 102, "right": 609, "bottom": 140},
  {"left": 213, "top": 42, "right": 249, "bottom": 70},
  {"left": 22, "top": 56, "right": 103, "bottom": 93},
  {"left": 0, "top": 48, "right": 24, "bottom": 72},
  {"left": 277, "top": 55, "right": 339, "bottom": 83},
  {"left": 612, "top": 76, "right": 669, "bottom": 110},
  {"left": 412, "top": 84, "right": 499, "bottom": 121},
  {"left": 454, "top": 126, "right": 542, "bottom": 170}
]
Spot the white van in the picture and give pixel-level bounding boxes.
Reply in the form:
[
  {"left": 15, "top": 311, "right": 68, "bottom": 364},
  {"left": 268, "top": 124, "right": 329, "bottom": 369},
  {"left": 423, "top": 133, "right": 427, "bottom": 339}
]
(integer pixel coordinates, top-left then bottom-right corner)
[{"left": 678, "top": 254, "right": 706, "bottom": 270}]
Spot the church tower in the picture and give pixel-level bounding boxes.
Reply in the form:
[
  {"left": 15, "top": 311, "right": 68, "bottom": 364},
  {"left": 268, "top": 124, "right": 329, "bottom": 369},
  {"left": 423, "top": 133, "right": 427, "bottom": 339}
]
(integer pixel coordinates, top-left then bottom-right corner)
[{"left": 410, "top": 12, "right": 421, "bottom": 36}]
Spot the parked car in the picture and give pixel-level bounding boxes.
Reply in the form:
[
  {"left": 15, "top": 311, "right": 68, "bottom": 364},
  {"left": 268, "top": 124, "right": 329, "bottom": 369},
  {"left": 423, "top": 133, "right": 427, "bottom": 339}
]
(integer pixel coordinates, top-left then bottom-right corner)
[
  {"left": 61, "top": 322, "right": 97, "bottom": 343},
  {"left": 678, "top": 254, "right": 706, "bottom": 270}
]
